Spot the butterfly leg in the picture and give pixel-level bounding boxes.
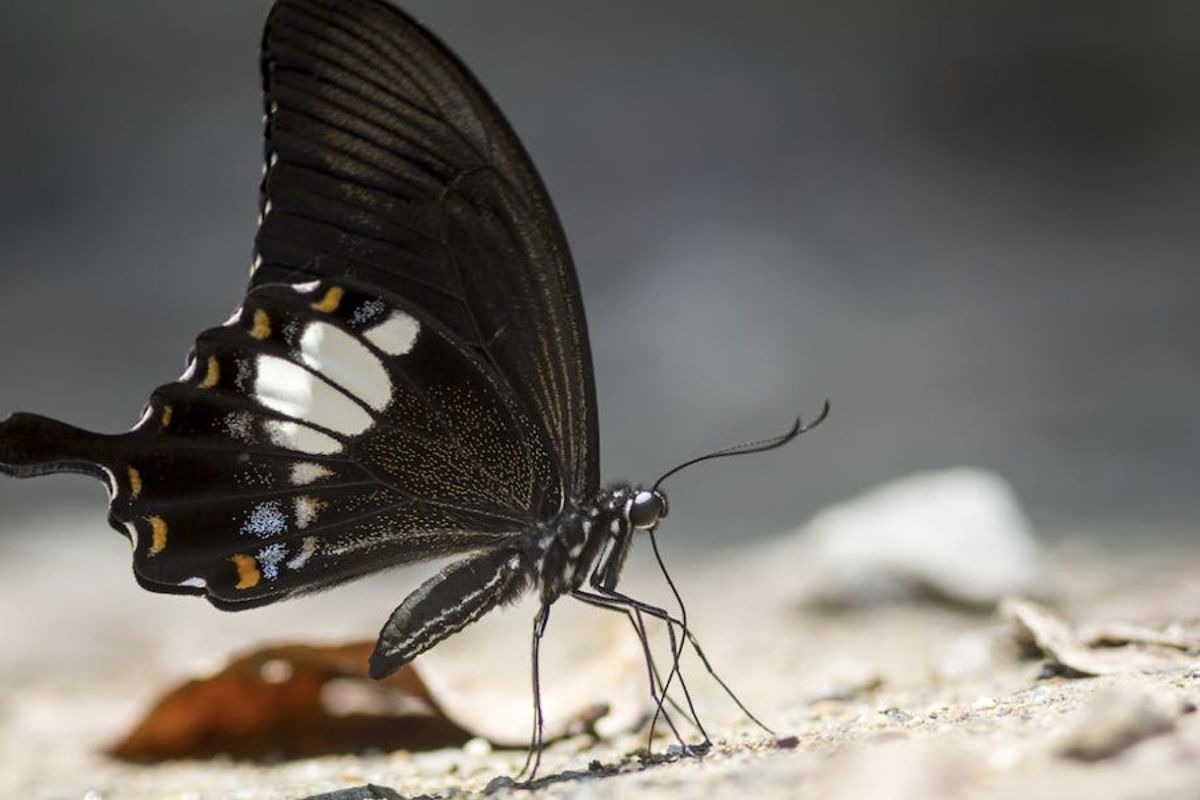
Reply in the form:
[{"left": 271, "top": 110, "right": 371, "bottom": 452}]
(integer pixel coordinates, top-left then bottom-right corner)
[
  {"left": 586, "top": 586, "right": 711, "bottom": 752},
  {"left": 626, "top": 606, "right": 700, "bottom": 730},
  {"left": 645, "top": 528, "right": 775, "bottom": 736},
  {"left": 586, "top": 586, "right": 773, "bottom": 737},
  {"left": 571, "top": 589, "right": 695, "bottom": 746},
  {"left": 517, "top": 602, "right": 552, "bottom": 782}
]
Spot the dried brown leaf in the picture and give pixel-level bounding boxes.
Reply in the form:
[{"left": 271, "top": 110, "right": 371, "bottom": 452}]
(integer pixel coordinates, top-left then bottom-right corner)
[
  {"left": 112, "top": 600, "right": 652, "bottom": 762},
  {"left": 111, "top": 642, "right": 469, "bottom": 762}
]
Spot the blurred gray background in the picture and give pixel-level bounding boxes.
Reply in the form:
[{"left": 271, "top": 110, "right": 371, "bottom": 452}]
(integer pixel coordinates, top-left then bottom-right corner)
[{"left": 0, "top": 0, "right": 1196, "bottom": 546}]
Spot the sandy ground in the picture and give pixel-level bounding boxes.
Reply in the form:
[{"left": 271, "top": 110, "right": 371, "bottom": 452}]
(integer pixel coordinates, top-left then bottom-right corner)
[{"left": 2, "top": 509, "right": 1198, "bottom": 800}]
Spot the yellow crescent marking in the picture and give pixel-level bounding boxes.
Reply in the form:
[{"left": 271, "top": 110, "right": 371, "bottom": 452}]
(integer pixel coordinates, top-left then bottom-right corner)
[
  {"left": 128, "top": 466, "right": 143, "bottom": 499},
  {"left": 148, "top": 516, "right": 168, "bottom": 555},
  {"left": 200, "top": 356, "right": 220, "bottom": 389},
  {"left": 231, "top": 554, "right": 261, "bottom": 589},
  {"left": 250, "top": 309, "right": 272, "bottom": 340},
  {"left": 160, "top": 405, "right": 174, "bottom": 428},
  {"left": 311, "top": 286, "right": 344, "bottom": 314}
]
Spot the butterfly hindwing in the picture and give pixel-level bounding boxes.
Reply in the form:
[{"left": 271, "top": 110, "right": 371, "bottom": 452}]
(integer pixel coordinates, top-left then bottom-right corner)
[{"left": 18, "top": 277, "right": 551, "bottom": 607}]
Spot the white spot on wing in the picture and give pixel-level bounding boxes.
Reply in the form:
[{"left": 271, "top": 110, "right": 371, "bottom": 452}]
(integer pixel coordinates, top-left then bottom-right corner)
[
  {"left": 264, "top": 420, "right": 342, "bottom": 455},
  {"left": 179, "top": 358, "right": 197, "bottom": 382},
  {"left": 293, "top": 280, "right": 321, "bottom": 294},
  {"left": 287, "top": 536, "right": 318, "bottom": 570},
  {"left": 255, "top": 355, "right": 372, "bottom": 435},
  {"left": 294, "top": 495, "right": 323, "bottom": 530},
  {"left": 299, "top": 322, "right": 391, "bottom": 411},
  {"left": 99, "top": 466, "right": 116, "bottom": 501},
  {"left": 178, "top": 577, "right": 207, "bottom": 589},
  {"left": 365, "top": 312, "right": 419, "bottom": 355},
  {"left": 290, "top": 462, "right": 334, "bottom": 486},
  {"left": 243, "top": 501, "right": 287, "bottom": 538},
  {"left": 223, "top": 307, "right": 244, "bottom": 326},
  {"left": 131, "top": 404, "right": 154, "bottom": 431},
  {"left": 224, "top": 411, "right": 256, "bottom": 443},
  {"left": 123, "top": 520, "right": 139, "bottom": 548}
]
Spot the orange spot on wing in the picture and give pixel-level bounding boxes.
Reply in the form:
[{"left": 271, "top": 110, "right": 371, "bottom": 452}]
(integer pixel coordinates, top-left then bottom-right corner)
[
  {"left": 148, "top": 516, "right": 168, "bottom": 555},
  {"left": 161, "top": 405, "right": 174, "bottom": 427},
  {"left": 311, "top": 286, "right": 344, "bottom": 314},
  {"left": 250, "top": 309, "right": 272, "bottom": 340},
  {"left": 200, "top": 356, "right": 221, "bottom": 389},
  {"left": 232, "top": 554, "right": 261, "bottom": 589},
  {"left": 128, "top": 466, "right": 143, "bottom": 499}
]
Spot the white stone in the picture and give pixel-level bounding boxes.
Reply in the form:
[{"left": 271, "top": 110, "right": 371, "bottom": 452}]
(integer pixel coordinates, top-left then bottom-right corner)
[{"left": 788, "top": 468, "right": 1044, "bottom": 607}]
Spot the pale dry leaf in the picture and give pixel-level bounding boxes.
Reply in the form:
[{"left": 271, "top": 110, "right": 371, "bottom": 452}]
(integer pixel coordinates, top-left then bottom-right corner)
[{"left": 1001, "top": 597, "right": 1199, "bottom": 676}]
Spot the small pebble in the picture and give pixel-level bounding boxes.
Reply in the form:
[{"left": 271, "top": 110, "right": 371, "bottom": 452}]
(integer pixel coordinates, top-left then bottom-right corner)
[
  {"left": 972, "top": 696, "right": 997, "bottom": 711},
  {"left": 1025, "top": 686, "right": 1052, "bottom": 705},
  {"left": 881, "top": 707, "right": 912, "bottom": 724},
  {"left": 775, "top": 734, "right": 800, "bottom": 749},
  {"left": 463, "top": 737, "right": 492, "bottom": 757}
]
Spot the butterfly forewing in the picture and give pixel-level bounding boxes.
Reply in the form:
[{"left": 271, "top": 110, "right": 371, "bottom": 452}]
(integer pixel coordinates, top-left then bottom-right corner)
[{"left": 255, "top": 0, "right": 599, "bottom": 500}]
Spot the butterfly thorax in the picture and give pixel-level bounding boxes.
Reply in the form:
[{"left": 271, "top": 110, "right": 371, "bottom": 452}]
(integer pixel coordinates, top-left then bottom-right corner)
[{"left": 533, "top": 483, "right": 639, "bottom": 604}]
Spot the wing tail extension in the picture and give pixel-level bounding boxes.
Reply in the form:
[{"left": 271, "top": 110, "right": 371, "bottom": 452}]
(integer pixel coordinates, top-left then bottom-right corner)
[{"left": 0, "top": 412, "right": 115, "bottom": 482}]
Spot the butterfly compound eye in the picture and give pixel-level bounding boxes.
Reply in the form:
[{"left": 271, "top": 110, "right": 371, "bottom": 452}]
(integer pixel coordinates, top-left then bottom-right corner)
[{"left": 628, "top": 489, "right": 668, "bottom": 530}]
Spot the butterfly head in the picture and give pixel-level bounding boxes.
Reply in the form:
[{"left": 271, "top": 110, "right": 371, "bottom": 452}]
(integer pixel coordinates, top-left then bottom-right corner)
[{"left": 627, "top": 488, "right": 668, "bottom": 530}]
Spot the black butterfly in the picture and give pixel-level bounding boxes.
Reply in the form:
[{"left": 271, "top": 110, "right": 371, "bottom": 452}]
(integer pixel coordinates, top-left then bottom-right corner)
[{"left": 0, "top": 0, "right": 824, "bottom": 774}]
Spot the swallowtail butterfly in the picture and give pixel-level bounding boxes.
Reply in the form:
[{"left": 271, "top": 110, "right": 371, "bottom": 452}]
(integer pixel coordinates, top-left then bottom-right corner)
[{"left": 0, "top": 0, "right": 825, "bottom": 772}]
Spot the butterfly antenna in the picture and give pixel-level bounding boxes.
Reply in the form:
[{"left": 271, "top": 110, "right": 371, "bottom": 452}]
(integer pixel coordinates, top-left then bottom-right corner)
[{"left": 651, "top": 401, "right": 830, "bottom": 492}]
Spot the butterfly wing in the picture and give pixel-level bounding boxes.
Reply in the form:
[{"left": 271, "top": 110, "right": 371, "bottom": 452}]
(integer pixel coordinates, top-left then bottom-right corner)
[
  {"left": 1, "top": 0, "right": 599, "bottom": 611},
  {"left": 254, "top": 0, "right": 599, "bottom": 505},
  {"left": 1, "top": 278, "right": 554, "bottom": 608}
]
